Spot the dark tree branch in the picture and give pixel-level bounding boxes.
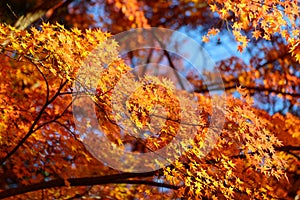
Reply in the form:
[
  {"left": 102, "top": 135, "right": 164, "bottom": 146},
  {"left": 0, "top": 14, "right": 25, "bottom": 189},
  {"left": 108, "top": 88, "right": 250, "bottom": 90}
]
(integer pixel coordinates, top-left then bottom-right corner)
[
  {"left": 195, "top": 85, "right": 300, "bottom": 97},
  {"left": 275, "top": 146, "right": 300, "bottom": 160},
  {"left": 45, "top": 0, "right": 75, "bottom": 22},
  {"left": 1, "top": 0, "right": 64, "bottom": 48},
  {"left": 285, "top": 151, "right": 300, "bottom": 160},
  {"left": 275, "top": 146, "right": 300, "bottom": 151},
  {"left": 32, "top": 98, "right": 73, "bottom": 132},
  {"left": 151, "top": 30, "right": 186, "bottom": 90},
  {"left": 0, "top": 80, "right": 68, "bottom": 165},
  {"left": 256, "top": 52, "right": 290, "bottom": 70},
  {"left": 0, "top": 172, "right": 180, "bottom": 198},
  {"left": 12, "top": 0, "right": 63, "bottom": 30},
  {"left": 30, "top": 60, "right": 50, "bottom": 103}
]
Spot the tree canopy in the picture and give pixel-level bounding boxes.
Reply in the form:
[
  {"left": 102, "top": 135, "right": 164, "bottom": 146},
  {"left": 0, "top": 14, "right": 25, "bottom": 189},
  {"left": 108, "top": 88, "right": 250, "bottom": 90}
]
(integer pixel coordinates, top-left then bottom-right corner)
[{"left": 0, "top": 0, "right": 299, "bottom": 199}]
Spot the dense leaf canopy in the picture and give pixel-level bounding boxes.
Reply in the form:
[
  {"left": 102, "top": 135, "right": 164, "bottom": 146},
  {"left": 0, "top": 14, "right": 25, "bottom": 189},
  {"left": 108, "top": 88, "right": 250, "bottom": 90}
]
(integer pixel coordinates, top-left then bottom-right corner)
[{"left": 0, "top": 0, "right": 299, "bottom": 199}]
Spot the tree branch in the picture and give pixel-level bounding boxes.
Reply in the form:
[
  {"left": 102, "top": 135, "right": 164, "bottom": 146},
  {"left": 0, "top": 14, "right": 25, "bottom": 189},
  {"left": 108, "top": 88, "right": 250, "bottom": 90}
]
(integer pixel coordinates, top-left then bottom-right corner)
[
  {"left": 0, "top": 80, "right": 68, "bottom": 165},
  {"left": 275, "top": 145, "right": 300, "bottom": 151},
  {"left": 195, "top": 85, "right": 300, "bottom": 97},
  {"left": 13, "top": 0, "right": 63, "bottom": 30},
  {"left": 0, "top": 172, "right": 180, "bottom": 198},
  {"left": 151, "top": 30, "right": 186, "bottom": 90},
  {"left": 1, "top": 0, "right": 64, "bottom": 48},
  {"left": 275, "top": 145, "right": 300, "bottom": 160}
]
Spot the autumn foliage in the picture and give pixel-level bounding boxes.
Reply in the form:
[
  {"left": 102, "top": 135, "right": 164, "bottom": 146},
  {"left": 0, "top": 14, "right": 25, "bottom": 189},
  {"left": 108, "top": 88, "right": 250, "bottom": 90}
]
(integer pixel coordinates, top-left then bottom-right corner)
[{"left": 0, "top": 0, "right": 299, "bottom": 199}]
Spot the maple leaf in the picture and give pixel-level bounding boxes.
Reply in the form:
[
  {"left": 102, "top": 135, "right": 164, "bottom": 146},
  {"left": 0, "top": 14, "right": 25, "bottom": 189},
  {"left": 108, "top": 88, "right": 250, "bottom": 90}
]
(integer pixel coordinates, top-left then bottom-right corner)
[
  {"left": 237, "top": 45, "right": 244, "bottom": 52},
  {"left": 208, "top": 28, "right": 219, "bottom": 36},
  {"left": 252, "top": 30, "right": 261, "bottom": 40},
  {"left": 202, "top": 35, "right": 210, "bottom": 43},
  {"left": 209, "top": 4, "right": 218, "bottom": 12},
  {"left": 0, "top": 0, "right": 299, "bottom": 199}
]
